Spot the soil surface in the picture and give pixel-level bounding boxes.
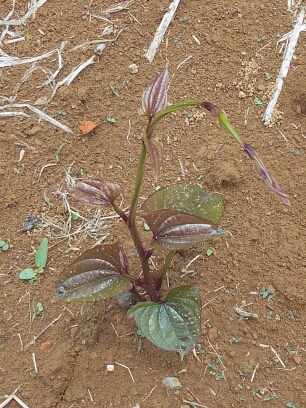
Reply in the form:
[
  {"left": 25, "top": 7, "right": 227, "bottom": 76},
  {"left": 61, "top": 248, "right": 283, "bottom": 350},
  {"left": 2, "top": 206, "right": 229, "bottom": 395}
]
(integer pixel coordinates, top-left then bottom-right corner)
[{"left": 1, "top": 1, "right": 306, "bottom": 407}]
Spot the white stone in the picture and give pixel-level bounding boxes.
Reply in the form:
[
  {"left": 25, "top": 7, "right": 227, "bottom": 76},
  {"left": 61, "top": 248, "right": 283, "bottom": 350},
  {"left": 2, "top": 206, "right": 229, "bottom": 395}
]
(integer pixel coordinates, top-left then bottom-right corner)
[
  {"left": 106, "top": 364, "right": 114, "bottom": 372},
  {"left": 128, "top": 63, "right": 139, "bottom": 74}
]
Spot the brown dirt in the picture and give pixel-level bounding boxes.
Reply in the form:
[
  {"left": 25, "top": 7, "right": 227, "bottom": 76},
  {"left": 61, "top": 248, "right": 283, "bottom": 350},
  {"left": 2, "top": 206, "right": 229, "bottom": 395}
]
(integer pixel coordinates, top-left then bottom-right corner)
[{"left": 1, "top": 1, "right": 306, "bottom": 407}]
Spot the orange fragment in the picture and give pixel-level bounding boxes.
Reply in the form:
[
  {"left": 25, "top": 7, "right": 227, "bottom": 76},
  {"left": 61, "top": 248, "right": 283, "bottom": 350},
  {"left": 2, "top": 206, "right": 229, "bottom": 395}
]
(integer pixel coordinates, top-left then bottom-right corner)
[
  {"left": 40, "top": 340, "right": 52, "bottom": 351},
  {"left": 79, "top": 120, "right": 97, "bottom": 135}
]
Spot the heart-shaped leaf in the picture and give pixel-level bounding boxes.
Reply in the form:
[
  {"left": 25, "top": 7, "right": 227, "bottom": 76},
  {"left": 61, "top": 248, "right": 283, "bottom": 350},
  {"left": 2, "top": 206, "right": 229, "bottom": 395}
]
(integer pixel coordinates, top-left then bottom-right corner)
[
  {"left": 66, "top": 180, "right": 121, "bottom": 206},
  {"left": 142, "top": 209, "right": 226, "bottom": 250},
  {"left": 128, "top": 284, "right": 201, "bottom": 354},
  {"left": 142, "top": 183, "right": 224, "bottom": 223},
  {"left": 55, "top": 243, "right": 132, "bottom": 301}
]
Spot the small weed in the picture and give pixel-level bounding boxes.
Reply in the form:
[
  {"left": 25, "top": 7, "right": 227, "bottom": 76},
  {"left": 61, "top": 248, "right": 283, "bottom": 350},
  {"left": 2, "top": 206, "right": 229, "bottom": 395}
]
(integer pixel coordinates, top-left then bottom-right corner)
[
  {"left": 107, "top": 117, "right": 116, "bottom": 123},
  {"left": 32, "top": 301, "right": 44, "bottom": 321},
  {"left": 55, "top": 143, "right": 65, "bottom": 163},
  {"left": 253, "top": 97, "right": 263, "bottom": 105},
  {"left": 206, "top": 248, "right": 214, "bottom": 257},
  {"left": 19, "top": 238, "right": 49, "bottom": 283},
  {"left": 0, "top": 239, "right": 9, "bottom": 251},
  {"left": 231, "top": 337, "right": 242, "bottom": 344},
  {"left": 260, "top": 286, "right": 272, "bottom": 298},
  {"left": 263, "top": 394, "right": 279, "bottom": 401},
  {"left": 110, "top": 85, "right": 120, "bottom": 97},
  {"left": 71, "top": 211, "right": 80, "bottom": 220},
  {"left": 43, "top": 194, "right": 54, "bottom": 208}
]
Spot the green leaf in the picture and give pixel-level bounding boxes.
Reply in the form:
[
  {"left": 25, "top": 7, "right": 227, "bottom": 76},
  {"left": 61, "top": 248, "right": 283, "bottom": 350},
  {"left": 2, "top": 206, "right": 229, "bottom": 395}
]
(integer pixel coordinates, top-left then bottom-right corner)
[
  {"left": 128, "top": 284, "right": 201, "bottom": 354},
  {"left": 71, "top": 212, "right": 79, "bottom": 220},
  {"left": 286, "top": 403, "right": 296, "bottom": 408},
  {"left": 55, "top": 143, "right": 65, "bottom": 162},
  {"left": 35, "top": 238, "right": 48, "bottom": 269},
  {"left": 43, "top": 194, "right": 54, "bottom": 208},
  {"left": 19, "top": 268, "right": 36, "bottom": 280},
  {"left": 37, "top": 302, "right": 44, "bottom": 312},
  {"left": 56, "top": 243, "right": 132, "bottom": 301},
  {"left": 1, "top": 241, "right": 9, "bottom": 251},
  {"left": 142, "top": 183, "right": 224, "bottom": 223},
  {"left": 110, "top": 85, "right": 120, "bottom": 97},
  {"left": 206, "top": 248, "right": 214, "bottom": 256},
  {"left": 107, "top": 117, "right": 116, "bottom": 123},
  {"left": 253, "top": 97, "right": 262, "bottom": 105},
  {"left": 263, "top": 394, "right": 279, "bottom": 401},
  {"left": 142, "top": 209, "right": 226, "bottom": 251}
]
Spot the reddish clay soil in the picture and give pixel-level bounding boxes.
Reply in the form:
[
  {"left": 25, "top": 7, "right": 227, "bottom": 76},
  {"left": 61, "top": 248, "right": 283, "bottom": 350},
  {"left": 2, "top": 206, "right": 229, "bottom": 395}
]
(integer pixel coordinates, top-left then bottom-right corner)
[{"left": 1, "top": 1, "right": 306, "bottom": 407}]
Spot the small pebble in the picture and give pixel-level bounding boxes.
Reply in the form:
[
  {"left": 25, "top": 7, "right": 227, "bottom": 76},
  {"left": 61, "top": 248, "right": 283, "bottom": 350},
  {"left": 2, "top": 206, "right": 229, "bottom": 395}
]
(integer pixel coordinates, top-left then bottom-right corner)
[
  {"left": 292, "top": 356, "right": 302, "bottom": 364},
  {"left": 128, "top": 63, "right": 139, "bottom": 74},
  {"left": 106, "top": 364, "right": 114, "bottom": 372},
  {"left": 238, "top": 91, "right": 246, "bottom": 99},
  {"left": 40, "top": 341, "right": 52, "bottom": 351},
  {"left": 208, "top": 325, "right": 218, "bottom": 341},
  {"left": 163, "top": 377, "right": 182, "bottom": 390}
]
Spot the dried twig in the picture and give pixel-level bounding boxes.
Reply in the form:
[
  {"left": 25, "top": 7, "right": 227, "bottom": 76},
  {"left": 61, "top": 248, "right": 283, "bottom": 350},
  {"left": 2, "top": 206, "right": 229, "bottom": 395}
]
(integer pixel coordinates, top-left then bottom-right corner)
[
  {"left": 115, "top": 362, "right": 135, "bottom": 382},
  {"left": 32, "top": 353, "right": 38, "bottom": 373},
  {"left": 182, "top": 401, "right": 209, "bottom": 408},
  {"left": 206, "top": 336, "right": 227, "bottom": 374},
  {"left": 24, "top": 313, "right": 62, "bottom": 349},
  {"left": 141, "top": 385, "right": 157, "bottom": 402},
  {"left": 259, "top": 344, "right": 286, "bottom": 368},
  {"left": 250, "top": 363, "right": 259, "bottom": 382},
  {"left": 264, "top": 7, "right": 305, "bottom": 125},
  {"left": 146, "top": 0, "right": 181, "bottom": 63},
  {"left": 0, "top": 386, "right": 29, "bottom": 408},
  {"left": 0, "top": 103, "right": 72, "bottom": 132}
]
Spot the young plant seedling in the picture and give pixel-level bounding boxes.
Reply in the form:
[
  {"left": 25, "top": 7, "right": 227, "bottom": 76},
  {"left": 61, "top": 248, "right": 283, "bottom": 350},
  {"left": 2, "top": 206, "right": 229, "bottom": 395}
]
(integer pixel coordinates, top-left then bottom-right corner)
[
  {"left": 19, "top": 238, "right": 49, "bottom": 283},
  {"left": 55, "top": 68, "right": 289, "bottom": 355},
  {"left": 32, "top": 301, "right": 44, "bottom": 322},
  {"left": 0, "top": 239, "right": 9, "bottom": 251}
]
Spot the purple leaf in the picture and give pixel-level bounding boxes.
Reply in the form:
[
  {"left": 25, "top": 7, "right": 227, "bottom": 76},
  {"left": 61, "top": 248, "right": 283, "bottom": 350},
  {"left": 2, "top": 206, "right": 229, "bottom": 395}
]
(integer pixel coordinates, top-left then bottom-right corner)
[
  {"left": 141, "top": 68, "right": 169, "bottom": 117},
  {"left": 143, "top": 209, "right": 226, "bottom": 250},
  {"left": 144, "top": 133, "right": 164, "bottom": 177},
  {"left": 66, "top": 180, "right": 121, "bottom": 206},
  {"left": 202, "top": 102, "right": 222, "bottom": 118},
  {"left": 55, "top": 243, "right": 132, "bottom": 301},
  {"left": 243, "top": 143, "right": 290, "bottom": 206}
]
